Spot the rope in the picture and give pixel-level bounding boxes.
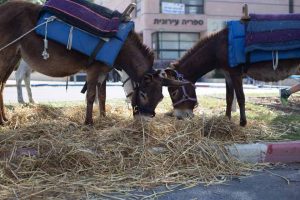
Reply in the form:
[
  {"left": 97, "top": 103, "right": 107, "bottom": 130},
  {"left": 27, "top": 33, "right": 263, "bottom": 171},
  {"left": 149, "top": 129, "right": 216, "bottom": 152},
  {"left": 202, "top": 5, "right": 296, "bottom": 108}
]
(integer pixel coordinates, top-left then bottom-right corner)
[
  {"left": 67, "top": 26, "right": 74, "bottom": 50},
  {"left": 0, "top": 16, "right": 57, "bottom": 53},
  {"left": 272, "top": 51, "right": 279, "bottom": 70}
]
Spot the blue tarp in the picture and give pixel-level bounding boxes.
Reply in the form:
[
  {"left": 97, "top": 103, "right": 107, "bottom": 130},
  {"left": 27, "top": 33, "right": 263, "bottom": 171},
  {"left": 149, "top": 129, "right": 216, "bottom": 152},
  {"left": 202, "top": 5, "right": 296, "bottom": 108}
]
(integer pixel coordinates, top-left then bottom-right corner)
[
  {"left": 35, "top": 12, "right": 134, "bottom": 67},
  {"left": 228, "top": 20, "right": 300, "bottom": 68}
]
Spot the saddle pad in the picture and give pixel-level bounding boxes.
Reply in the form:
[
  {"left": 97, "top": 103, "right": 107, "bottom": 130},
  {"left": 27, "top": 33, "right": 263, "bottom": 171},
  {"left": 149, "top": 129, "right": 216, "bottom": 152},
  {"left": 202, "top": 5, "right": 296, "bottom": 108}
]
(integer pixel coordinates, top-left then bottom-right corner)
[
  {"left": 43, "top": 0, "right": 122, "bottom": 37},
  {"left": 246, "top": 13, "right": 300, "bottom": 53},
  {"left": 228, "top": 20, "right": 300, "bottom": 68},
  {"left": 35, "top": 12, "right": 134, "bottom": 67}
]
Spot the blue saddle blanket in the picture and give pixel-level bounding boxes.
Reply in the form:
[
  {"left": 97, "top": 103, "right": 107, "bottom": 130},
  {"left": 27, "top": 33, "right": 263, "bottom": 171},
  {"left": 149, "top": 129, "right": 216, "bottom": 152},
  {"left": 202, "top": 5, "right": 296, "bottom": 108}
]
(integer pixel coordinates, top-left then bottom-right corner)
[
  {"left": 228, "top": 19, "right": 300, "bottom": 68},
  {"left": 35, "top": 12, "right": 134, "bottom": 67}
]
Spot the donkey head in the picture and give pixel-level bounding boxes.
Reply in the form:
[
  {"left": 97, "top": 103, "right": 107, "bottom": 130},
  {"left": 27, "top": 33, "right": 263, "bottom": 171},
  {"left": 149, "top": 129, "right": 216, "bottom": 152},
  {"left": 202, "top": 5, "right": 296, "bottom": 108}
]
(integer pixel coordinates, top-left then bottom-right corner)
[
  {"left": 116, "top": 32, "right": 190, "bottom": 119},
  {"left": 164, "top": 68, "right": 198, "bottom": 119},
  {"left": 131, "top": 70, "right": 190, "bottom": 119}
]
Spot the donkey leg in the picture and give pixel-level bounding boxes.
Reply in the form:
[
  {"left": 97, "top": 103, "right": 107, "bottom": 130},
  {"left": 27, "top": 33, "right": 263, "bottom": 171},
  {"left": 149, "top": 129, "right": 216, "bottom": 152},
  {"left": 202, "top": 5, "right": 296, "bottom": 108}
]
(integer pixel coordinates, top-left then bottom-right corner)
[
  {"left": 225, "top": 80, "right": 234, "bottom": 120},
  {"left": 0, "top": 83, "right": 5, "bottom": 125},
  {"left": 231, "top": 75, "right": 247, "bottom": 126},
  {"left": 224, "top": 72, "right": 235, "bottom": 120},
  {"left": 24, "top": 73, "right": 34, "bottom": 103},
  {"left": 97, "top": 76, "right": 107, "bottom": 117},
  {"left": 85, "top": 81, "right": 97, "bottom": 125},
  {"left": 85, "top": 66, "right": 107, "bottom": 125},
  {"left": 0, "top": 47, "right": 21, "bottom": 124},
  {"left": 16, "top": 79, "right": 25, "bottom": 104},
  {"left": 0, "top": 81, "right": 9, "bottom": 122}
]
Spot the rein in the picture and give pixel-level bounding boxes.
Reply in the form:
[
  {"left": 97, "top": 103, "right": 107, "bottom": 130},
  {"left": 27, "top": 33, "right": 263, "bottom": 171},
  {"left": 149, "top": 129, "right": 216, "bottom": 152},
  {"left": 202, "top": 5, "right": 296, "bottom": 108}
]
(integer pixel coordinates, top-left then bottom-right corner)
[{"left": 170, "top": 69, "right": 198, "bottom": 108}]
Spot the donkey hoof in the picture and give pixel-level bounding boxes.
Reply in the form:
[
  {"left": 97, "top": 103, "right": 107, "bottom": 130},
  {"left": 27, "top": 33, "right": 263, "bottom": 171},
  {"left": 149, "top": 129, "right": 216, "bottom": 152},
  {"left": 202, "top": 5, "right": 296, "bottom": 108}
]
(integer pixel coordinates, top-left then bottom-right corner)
[
  {"left": 0, "top": 119, "right": 7, "bottom": 126},
  {"left": 100, "top": 112, "right": 106, "bottom": 118},
  {"left": 84, "top": 120, "right": 94, "bottom": 126},
  {"left": 240, "top": 120, "right": 247, "bottom": 127}
]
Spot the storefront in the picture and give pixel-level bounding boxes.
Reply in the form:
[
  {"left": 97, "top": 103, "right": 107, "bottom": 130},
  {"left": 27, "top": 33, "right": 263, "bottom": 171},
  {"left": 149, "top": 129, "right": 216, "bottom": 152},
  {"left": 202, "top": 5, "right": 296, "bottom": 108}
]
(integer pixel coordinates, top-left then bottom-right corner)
[{"left": 97, "top": 0, "right": 298, "bottom": 63}]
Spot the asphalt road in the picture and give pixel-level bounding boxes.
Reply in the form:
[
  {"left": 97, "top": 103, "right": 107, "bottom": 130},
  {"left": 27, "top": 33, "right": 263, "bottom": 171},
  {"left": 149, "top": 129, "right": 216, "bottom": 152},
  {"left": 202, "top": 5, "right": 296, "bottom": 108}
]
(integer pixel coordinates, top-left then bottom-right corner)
[{"left": 99, "top": 164, "right": 300, "bottom": 200}]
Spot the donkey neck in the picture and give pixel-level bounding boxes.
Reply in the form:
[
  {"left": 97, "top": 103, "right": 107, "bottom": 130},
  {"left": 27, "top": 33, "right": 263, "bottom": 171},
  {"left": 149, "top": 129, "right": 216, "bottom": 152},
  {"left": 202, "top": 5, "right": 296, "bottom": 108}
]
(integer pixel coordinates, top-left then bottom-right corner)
[
  {"left": 174, "top": 32, "right": 221, "bottom": 83},
  {"left": 116, "top": 69, "right": 134, "bottom": 103},
  {"left": 114, "top": 33, "right": 154, "bottom": 82}
]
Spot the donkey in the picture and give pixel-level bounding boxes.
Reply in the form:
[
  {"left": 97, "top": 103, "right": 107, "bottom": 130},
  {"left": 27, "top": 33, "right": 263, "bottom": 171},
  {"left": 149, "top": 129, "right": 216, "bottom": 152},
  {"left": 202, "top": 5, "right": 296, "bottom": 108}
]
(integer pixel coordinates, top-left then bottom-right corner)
[
  {"left": 15, "top": 59, "right": 35, "bottom": 104},
  {"left": 0, "top": 1, "right": 183, "bottom": 125},
  {"left": 165, "top": 28, "right": 300, "bottom": 126}
]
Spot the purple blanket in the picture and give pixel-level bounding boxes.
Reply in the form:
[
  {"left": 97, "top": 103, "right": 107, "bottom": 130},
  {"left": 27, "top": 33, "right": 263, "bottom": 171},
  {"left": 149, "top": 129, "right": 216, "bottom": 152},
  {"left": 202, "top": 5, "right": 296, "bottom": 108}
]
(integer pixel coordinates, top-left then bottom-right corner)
[
  {"left": 43, "top": 0, "right": 122, "bottom": 37},
  {"left": 245, "top": 13, "right": 300, "bottom": 53}
]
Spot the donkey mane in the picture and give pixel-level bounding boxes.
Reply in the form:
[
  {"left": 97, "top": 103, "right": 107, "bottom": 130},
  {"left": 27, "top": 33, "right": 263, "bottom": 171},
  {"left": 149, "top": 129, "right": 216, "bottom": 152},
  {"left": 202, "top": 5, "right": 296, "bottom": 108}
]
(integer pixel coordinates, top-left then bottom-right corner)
[
  {"left": 177, "top": 28, "right": 227, "bottom": 66},
  {"left": 129, "top": 31, "right": 155, "bottom": 64}
]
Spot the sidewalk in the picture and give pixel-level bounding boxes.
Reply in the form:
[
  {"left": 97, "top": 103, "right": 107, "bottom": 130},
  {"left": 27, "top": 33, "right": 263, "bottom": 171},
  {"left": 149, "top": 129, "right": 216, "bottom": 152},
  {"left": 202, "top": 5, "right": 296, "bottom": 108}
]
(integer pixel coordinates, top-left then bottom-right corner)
[{"left": 6, "top": 80, "right": 268, "bottom": 89}]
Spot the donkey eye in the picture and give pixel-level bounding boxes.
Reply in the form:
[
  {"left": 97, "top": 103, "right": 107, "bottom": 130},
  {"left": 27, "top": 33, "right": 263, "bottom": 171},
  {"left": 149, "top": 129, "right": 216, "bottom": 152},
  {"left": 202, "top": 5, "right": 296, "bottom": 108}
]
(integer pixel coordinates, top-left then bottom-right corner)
[
  {"left": 171, "top": 90, "right": 178, "bottom": 97},
  {"left": 139, "top": 91, "right": 147, "bottom": 99}
]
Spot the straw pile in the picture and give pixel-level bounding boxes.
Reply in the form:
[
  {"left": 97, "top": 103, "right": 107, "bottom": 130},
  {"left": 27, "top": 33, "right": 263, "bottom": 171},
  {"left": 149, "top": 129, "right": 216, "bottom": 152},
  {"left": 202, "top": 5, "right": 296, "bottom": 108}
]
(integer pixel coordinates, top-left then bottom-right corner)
[{"left": 0, "top": 103, "right": 273, "bottom": 199}]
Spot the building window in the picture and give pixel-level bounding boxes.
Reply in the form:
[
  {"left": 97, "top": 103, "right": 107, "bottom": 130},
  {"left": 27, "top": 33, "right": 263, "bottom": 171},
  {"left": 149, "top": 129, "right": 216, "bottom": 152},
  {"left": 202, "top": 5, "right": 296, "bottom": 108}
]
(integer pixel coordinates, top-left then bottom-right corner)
[
  {"left": 152, "top": 32, "right": 200, "bottom": 60},
  {"left": 160, "top": 0, "right": 204, "bottom": 14},
  {"left": 136, "top": 0, "right": 141, "bottom": 17}
]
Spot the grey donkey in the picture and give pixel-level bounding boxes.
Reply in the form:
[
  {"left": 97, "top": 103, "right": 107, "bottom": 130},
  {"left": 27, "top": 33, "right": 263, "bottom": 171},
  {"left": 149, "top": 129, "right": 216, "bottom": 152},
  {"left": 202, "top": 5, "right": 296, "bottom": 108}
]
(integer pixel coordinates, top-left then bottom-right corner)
[{"left": 15, "top": 59, "right": 35, "bottom": 104}]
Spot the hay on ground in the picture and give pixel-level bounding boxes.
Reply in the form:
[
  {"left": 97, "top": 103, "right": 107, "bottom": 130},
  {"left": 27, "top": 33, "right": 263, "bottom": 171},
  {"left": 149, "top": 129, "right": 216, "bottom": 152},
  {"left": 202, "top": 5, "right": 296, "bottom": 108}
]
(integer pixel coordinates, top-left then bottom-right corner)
[{"left": 0, "top": 103, "right": 274, "bottom": 199}]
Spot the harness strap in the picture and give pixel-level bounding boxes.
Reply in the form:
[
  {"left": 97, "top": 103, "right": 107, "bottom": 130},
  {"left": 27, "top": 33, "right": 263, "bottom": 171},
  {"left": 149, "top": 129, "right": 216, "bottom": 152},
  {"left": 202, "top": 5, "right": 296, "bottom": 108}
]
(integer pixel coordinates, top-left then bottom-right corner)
[
  {"left": 87, "top": 38, "right": 107, "bottom": 66},
  {"left": 243, "top": 52, "right": 251, "bottom": 73},
  {"left": 81, "top": 82, "right": 88, "bottom": 94}
]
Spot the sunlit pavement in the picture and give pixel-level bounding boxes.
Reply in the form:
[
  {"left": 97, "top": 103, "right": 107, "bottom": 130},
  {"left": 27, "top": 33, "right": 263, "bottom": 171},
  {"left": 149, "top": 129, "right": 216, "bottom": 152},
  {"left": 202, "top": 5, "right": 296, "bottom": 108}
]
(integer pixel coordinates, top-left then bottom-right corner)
[{"left": 4, "top": 81, "right": 280, "bottom": 104}]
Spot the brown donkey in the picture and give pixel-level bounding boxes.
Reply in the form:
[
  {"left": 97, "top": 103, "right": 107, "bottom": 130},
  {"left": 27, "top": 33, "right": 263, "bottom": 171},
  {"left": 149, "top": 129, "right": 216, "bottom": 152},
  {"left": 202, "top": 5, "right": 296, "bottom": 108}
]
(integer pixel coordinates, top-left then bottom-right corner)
[
  {"left": 0, "top": 1, "right": 181, "bottom": 125},
  {"left": 165, "top": 28, "right": 300, "bottom": 126}
]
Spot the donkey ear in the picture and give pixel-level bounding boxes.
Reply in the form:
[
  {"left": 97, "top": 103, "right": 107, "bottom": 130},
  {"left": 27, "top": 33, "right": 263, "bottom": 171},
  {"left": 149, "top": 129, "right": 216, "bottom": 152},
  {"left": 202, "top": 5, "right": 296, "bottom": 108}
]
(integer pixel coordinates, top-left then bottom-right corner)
[
  {"left": 143, "top": 73, "right": 153, "bottom": 84},
  {"left": 163, "top": 69, "right": 177, "bottom": 79},
  {"left": 161, "top": 77, "right": 190, "bottom": 87}
]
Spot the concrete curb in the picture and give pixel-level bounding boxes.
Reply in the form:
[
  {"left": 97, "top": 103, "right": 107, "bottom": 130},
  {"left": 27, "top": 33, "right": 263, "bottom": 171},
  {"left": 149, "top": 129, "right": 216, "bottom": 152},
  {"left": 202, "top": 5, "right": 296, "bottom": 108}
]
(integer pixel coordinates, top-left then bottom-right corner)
[{"left": 227, "top": 141, "right": 300, "bottom": 163}]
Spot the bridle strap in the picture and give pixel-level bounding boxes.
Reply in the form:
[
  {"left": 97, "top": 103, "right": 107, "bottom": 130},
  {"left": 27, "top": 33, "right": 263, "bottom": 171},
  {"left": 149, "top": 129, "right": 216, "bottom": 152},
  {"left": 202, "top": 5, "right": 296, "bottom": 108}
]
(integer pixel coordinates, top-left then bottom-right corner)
[
  {"left": 122, "top": 77, "right": 131, "bottom": 87},
  {"left": 173, "top": 85, "right": 198, "bottom": 107},
  {"left": 120, "top": 73, "right": 156, "bottom": 117},
  {"left": 170, "top": 69, "right": 198, "bottom": 108},
  {"left": 121, "top": 76, "right": 138, "bottom": 99}
]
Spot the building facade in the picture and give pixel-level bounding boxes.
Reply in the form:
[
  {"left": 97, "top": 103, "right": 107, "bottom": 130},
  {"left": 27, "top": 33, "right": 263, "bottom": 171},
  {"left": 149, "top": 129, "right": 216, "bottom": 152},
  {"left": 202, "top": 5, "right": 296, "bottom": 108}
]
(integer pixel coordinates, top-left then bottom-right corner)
[{"left": 96, "top": 0, "right": 300, "bottom": 64}]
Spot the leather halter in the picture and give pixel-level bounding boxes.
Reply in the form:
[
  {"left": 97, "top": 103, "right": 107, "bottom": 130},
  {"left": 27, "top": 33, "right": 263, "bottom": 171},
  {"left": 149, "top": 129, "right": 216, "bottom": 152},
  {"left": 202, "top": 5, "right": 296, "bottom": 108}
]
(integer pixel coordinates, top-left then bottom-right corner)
[
  {"left": 171, "top": 70, "right": 198, "bottom": 108},
  {"left": 120, "top": 72, "right": 157, "bottom": 117}
]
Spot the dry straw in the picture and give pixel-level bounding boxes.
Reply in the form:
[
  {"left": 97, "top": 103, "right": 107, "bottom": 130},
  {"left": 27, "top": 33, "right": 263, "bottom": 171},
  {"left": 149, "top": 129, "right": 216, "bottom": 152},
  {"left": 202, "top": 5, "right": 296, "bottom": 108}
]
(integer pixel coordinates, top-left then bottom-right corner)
[{"left": 0, "top": 103, "right": 275, "bottom": 199}]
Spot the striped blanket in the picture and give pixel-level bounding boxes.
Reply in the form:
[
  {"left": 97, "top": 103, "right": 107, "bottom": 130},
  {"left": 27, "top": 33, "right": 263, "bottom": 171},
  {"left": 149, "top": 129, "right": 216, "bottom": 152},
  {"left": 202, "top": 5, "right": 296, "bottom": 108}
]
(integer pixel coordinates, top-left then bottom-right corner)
[
  {"left": 43, "top": 0, "right": 122, "bottom": 37},
  {"left": 228, "top": 13, "right": 300, "bottom": 68},
  {"left": 245, "top": 14, "right": 300, "bottom": 52}
]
